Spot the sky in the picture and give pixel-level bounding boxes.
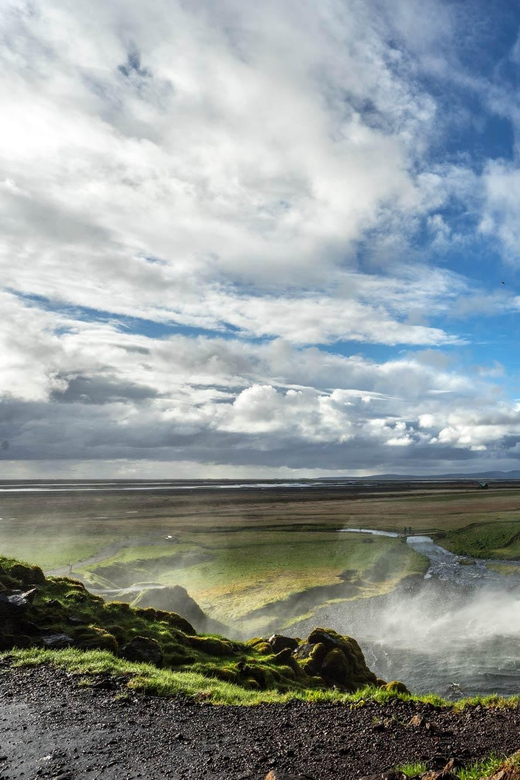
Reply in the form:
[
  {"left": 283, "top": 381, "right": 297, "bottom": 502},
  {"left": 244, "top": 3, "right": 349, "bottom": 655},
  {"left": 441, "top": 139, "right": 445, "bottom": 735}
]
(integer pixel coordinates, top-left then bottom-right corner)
[{"left": 3, "top": 0, "right": 520, "bottom": 478}]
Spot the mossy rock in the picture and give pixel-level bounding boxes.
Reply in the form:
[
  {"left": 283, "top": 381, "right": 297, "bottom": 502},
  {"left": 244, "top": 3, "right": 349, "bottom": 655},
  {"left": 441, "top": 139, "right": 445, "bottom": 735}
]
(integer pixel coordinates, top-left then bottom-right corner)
[
  {"left": 122, "top": 636, "right": 163, "bottom": 666},
  {"left": 253, "top": 642, "right": 273, "bottom": 655},
  {"left": 245, "top": 637, "right": 264, "bottom": 647},
  {"left": 321, "top": 648, "right": 351, "bottom": 687},
  {"left": 134, "top": 607, "right": 159, "bottom": 621},
  {"left": 153, "top": 609, "right": 196, "bottom": 636},
  {"left": 209, "top": 667, "right": 238, "bottom": 683},
  {"left": 268, "top": 634, "right": 299, "bottom": 653},
  {"left": 301, "top": 642, "right": 327, "bottom": 676},
  {"left": 59, "top": 578, "right": 87, "bottom": 591},
  {"left": 73, "top": 627, "right": 119, "bottom": 654},
  {"left": 102, "top": 624, "right": 129, "bottom": 644},
  {"left": 10, "top": 563, "right": 46, "bottom": 586},
  {"left": 103, "top": 601, "right": 132, "bottom": 617},
  {"left": 385, "top": 680, "right": 409, "bottom": 694},
  {"left": 245, "top": 665, "right": 268, "bottom": 689},
  {"left": 304, "top": 628, "right": 377, "bottom": 688},
  {"left": 187, "top": 635, "right": 236, "bottom": 657},
  {"left": 272, "top": 648, "right": 293, "bottom": 666},
  {"left": 307, "top": 627, "right": 342, "bottom": 650}
]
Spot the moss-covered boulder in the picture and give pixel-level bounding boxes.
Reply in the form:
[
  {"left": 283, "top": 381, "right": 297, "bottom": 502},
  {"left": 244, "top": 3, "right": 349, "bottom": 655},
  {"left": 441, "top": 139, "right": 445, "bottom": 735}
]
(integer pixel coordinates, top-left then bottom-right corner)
[
  {"left": 9, "top": 563, "right": 46, "bottom": 587},
  {"left": 385, "top": 680, "right": 410, "bottom": 694},
  {"left": 253, "top": 642, "right": 273, "bottom": 655},
  {"left": 73, "top": 627, "right": 119, "bottom": 654},
  {"left": 268, "top": 634, "right": 299, "bottom": 653},
  {"left": 293, "top": 627, "right": 382, "bottom": 691},
  {"left": 122, "top": 636, "right": 164, "bottom": 666}
]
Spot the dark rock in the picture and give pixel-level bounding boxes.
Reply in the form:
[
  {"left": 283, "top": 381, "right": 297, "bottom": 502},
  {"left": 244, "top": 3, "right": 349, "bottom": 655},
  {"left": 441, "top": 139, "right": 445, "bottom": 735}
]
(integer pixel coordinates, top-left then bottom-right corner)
[
  {"left": 122, "top": 636, "right": 163, "bottom": 666},
  {"left": 42, "top": 634, "right": 74, "bottom": 649},
  {"left": 9, "top": 563, "right": 45, "bottom": 586},
  {"left": 307, "top": 628, "right": 341, "bottom": 650},
  {"left": 293, "top": 642, "right": 314, "bottom": 660},
  {"left": 0, "top": 588, "right": 38, "bottom": 616},
  {"left": 67, "top": 614, "right": 89, "bottom": 625},
  {"left": 74, "top": 627, "right": 119, "bottom": 653},
  {"left": 268, "top": 634, "right": 299, "bottom": 653}
]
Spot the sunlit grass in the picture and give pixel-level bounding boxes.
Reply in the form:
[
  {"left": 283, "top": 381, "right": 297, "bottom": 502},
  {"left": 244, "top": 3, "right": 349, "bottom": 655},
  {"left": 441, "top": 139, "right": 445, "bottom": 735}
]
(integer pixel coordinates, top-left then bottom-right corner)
[
  {"left": 395, "top": 761, "right": 427, "bottom": 777},
  {"left": 3, "top": 649, "right": 519, "bottom": 710},
  {"left": 443, "top": 521, "right": 520, "bottom": 559},
  {"left": 457, "top": 754, "right": 506, "bottom": 780}
]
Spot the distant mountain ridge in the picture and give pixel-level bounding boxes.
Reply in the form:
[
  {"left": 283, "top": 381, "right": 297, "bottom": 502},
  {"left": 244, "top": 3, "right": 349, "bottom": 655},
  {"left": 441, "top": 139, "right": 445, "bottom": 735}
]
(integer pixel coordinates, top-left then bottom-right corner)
[{"left": 357, "top": 470, "right": 520, "bottom": 480}]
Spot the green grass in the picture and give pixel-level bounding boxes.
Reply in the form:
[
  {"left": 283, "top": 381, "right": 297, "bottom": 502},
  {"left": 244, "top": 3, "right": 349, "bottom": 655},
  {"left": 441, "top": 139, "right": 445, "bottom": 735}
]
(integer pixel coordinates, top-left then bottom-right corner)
[
  {"left": 443, "top": 521, "right": 520, "bottom": 559},
  {"left": 395, "top": 762, "right": 427, "bottom": 777},
  {"left": 394, "top": 754, "right": 518, "bottom": 780},
  {"left": 3, "top": 649, "right": 520, "bottom": 711},
  {"left": 0, "top": 647, "right": 402, "bottom": 704},
  {"left": 457, "top": 754, "right": 507, "bottom": 780}
]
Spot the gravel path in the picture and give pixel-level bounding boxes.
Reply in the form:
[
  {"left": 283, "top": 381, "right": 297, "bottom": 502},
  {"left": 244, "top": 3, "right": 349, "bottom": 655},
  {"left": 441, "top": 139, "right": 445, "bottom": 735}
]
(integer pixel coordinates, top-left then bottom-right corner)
[{"left": 1, "top": 663, "right": 520, "bottom": 780}]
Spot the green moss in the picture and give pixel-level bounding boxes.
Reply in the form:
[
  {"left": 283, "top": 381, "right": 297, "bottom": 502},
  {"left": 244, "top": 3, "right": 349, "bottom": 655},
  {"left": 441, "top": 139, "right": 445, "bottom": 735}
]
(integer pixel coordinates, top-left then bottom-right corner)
[
  {"left": 384, "top": 681, "right": 410, "bottom": 694},
  {"left": 72, "top": 627, "right": 119, "bottom": 654},
  {"left": 186, "top": 636, "right": 236, "bottom": 656},
  {"left": 253, "top": 642, "right": 273, "bottom": 655}
]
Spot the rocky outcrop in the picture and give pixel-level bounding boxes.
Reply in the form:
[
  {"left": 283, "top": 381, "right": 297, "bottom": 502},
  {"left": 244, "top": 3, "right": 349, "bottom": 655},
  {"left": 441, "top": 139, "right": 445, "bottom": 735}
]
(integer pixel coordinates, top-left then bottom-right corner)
[
  {"left": 124, "top": 584, "right": 229, "bottom": 635},
  {"left": 296, "top": 628, "right": 385, "bottom": 691},
  {"left": 268, "top": 634, "right": 299, "bottom": 654},
  {"left": 0, "top": 555, "right": 403, "bottom": 697}
]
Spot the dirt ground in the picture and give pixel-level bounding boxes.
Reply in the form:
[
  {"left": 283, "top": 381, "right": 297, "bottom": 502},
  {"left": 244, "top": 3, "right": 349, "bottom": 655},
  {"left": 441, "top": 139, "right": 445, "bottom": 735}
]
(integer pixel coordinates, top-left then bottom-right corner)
[{"left": 1, "top": 662, "right": 520, "bottom": 780}]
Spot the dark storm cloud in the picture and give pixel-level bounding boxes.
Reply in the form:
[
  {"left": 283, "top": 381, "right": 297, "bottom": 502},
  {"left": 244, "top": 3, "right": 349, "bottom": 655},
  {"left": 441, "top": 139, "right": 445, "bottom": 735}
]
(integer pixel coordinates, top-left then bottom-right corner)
[{"left": 51, "top": 375, "right": 158, "bottom": 405}]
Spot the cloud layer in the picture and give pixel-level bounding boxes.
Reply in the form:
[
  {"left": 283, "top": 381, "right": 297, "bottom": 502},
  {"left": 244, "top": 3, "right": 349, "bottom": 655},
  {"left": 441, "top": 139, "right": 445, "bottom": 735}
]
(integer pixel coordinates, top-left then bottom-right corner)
[{"left": 2, "top": 0, "right": 520, "bottom": 475}]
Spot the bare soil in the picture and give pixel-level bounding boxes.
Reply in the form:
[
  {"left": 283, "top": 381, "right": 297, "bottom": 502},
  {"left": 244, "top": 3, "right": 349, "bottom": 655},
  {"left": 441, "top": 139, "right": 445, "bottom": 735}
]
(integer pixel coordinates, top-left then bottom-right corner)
[{"left": 1, "top": 662, "right": 520, "bottom": 780}]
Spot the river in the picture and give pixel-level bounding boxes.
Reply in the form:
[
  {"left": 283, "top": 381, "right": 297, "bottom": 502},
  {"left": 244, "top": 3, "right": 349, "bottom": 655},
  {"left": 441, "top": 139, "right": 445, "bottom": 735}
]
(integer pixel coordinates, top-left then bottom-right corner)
[{"left": 301, "top": 529, "right": 520, "bottom": 698}]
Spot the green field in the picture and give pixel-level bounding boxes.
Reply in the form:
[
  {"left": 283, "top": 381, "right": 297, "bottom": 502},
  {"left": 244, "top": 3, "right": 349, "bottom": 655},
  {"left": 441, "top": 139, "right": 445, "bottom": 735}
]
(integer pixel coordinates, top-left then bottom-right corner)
[
  {"left": 81, "top": 529, "right": 427, "bottom": 630},
  {"left": 442, "top": 520, "right": 520, "bottom": 559},
  {"left": 3, "top": 482, "right": 520, "bottom": 631}
]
